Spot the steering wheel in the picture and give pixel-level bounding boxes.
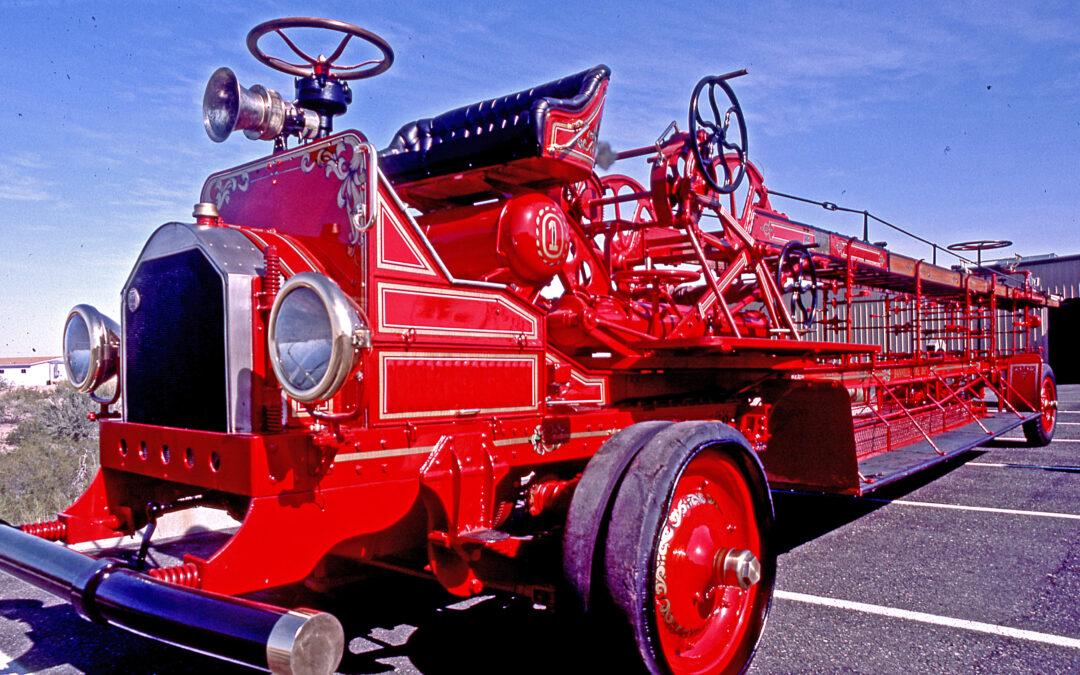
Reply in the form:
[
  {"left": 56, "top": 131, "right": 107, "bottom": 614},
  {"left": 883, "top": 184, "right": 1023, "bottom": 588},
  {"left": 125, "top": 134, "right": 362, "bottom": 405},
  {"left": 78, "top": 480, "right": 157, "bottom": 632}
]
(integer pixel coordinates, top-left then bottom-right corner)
[
  {"left": 246, "top": 17, "right": 394, "bottom": 80},
  {"left": 775, "top": 241, "right": 818, "bottom": 329},
  {"left": 688, "top": 75, "right": 748, "bottom": 195},
  {"left": 946, "top": 239, "right": 1012, "bottom": 267}
]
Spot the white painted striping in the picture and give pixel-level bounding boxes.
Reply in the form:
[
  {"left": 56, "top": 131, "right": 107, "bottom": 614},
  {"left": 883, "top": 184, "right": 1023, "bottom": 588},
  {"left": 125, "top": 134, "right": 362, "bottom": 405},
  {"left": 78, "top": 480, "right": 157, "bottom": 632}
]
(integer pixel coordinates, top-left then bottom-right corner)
[
  {"left": 1056, "top": 421, "right": 1080, "bottom": 426},
  {"left": 966, "top": 461, "right": 1080, "bottom": 472},
  {"left": 775, "top": 590, "right": 1080, "bottom": 650},
  {"left": 996, "top": 437, "right": 1080, "bottom": 443},
  {"left": 862, "top": 497, "right": 1080, "bottom": 520}
]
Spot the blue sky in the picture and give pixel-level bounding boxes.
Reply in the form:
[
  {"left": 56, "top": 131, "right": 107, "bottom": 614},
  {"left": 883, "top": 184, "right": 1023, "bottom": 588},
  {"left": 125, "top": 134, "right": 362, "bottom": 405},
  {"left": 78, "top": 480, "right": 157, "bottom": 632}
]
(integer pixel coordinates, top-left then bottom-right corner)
[{"left": 0, "top": 1, "right": 1078, "bottom": 356}]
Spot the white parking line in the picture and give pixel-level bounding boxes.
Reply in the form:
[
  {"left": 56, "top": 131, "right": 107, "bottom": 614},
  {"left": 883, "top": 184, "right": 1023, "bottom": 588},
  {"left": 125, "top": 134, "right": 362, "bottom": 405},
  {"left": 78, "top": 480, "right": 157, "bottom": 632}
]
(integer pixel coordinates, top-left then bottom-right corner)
[
  {"left": 967, "top": 461, "right": 1080, "bottom": 473},
  {"left": 775, "top": 590, "right": 1080, "bottom": 649},
  {"left": 996, "top": 437, "right": 1080, "bottom": 443},
  {"left": 862, "top": 497, "right": 1080, "bottom": 520},
  {"left": 1057, "top": 422, "right": 1080, "bottom": 426}
]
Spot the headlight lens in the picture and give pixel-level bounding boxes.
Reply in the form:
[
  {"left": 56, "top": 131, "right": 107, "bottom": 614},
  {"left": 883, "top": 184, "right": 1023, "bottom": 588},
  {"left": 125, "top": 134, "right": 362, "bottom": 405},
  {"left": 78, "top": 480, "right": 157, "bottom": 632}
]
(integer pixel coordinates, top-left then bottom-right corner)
[
  {"left": 63, "top": 304, "right": 120, "bottom": 394},
  {"left": 268, "top": 273, "right": 369, "bottom": 403},
  {"left": 64, "top": 314, "right": 92, "bottom": 385}
]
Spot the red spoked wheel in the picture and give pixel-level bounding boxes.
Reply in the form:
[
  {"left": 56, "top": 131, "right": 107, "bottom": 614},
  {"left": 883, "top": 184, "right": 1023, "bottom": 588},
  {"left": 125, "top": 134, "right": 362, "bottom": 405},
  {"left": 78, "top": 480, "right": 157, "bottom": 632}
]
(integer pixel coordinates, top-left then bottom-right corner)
[
  {"left": 604, "top": 422, "right": 774, "bottom": 675},
  {"left": 1023, "top": 365, "right": 1057, "bottom": 446},
  {"left": 655, "top": 452, "right": 765, "bottom": 673},
  {"left": 600, "top": 175, "right": 655, "bottom": 269}
]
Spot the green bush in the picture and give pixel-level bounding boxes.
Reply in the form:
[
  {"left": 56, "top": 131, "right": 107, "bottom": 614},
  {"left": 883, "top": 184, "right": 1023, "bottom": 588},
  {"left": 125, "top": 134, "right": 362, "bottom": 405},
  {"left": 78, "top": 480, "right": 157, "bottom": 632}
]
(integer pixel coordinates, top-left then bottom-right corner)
[{"left": 0, "top": 384, "right": 100, "bottom": 524}]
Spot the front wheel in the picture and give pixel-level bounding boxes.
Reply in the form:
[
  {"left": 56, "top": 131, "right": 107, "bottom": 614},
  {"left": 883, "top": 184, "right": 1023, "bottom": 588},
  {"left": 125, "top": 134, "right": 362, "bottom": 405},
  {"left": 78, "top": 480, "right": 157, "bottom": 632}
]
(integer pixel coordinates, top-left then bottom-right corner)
[
  {"left": 603, "top": 422, "right": 774, "bottom": 674},
  {"left": 1022, "top": 365, "right": 1057, "bottom": 446}
]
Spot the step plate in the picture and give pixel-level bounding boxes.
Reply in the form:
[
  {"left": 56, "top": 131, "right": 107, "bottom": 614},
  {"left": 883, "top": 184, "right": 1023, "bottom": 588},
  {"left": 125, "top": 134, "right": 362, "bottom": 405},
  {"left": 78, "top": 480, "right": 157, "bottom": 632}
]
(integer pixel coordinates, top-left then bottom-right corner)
[{"left": 857, "top": 411, "right": 1039, "bottom": 494}]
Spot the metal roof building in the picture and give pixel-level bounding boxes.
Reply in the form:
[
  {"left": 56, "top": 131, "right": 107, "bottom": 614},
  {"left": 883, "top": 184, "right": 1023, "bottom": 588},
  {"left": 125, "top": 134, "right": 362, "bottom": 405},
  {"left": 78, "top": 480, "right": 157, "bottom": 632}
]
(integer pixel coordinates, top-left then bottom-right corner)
[{"left": 990, "top": 253, "right": 1080, "bottom": 383}]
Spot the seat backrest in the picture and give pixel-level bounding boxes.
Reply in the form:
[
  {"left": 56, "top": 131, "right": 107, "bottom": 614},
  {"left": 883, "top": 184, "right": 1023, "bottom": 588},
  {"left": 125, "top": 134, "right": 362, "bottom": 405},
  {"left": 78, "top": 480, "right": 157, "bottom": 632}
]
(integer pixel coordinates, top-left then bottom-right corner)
[{"left": 380, "top": 65, "right": 610, "bottom": 185}]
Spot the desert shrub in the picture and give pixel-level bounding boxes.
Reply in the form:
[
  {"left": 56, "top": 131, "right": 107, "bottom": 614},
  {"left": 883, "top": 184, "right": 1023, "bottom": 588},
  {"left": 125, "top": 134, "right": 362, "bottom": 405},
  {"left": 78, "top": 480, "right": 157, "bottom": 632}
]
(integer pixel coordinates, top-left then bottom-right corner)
[{"left": 0, "top": 384, "right": 100, "bottom": 523}]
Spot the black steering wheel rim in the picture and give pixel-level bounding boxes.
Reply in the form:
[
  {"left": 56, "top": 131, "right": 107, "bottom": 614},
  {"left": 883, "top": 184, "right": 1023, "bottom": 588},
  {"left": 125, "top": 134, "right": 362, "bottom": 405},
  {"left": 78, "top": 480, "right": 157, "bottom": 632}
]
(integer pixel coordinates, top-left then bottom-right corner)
[
  {"left": 776, "top": 241, "right": 818, "bottom": 329},
  {"left": 689, "top": 75, "right": 748, "bottom": 195},
  {"left": 246, "top": 16, "right": 394, "bottom": 80}
]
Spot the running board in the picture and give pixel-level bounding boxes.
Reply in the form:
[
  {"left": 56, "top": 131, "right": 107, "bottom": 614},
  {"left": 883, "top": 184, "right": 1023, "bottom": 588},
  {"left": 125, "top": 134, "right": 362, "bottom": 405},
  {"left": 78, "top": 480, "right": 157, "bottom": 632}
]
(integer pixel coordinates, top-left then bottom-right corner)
[{"left": 857, "top": 411, "right": 1038, "bottom": 494}]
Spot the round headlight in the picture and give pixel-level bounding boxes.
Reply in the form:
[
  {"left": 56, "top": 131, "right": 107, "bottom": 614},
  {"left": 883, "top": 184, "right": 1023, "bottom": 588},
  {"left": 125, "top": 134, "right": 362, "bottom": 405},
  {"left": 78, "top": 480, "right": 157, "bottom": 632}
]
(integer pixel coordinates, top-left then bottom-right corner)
[
  {"left": 268, "top": 273, "right": 369, "bottom": 403},
  {"left": 63, "top": 304, "right": 120, "bottom": 394}
]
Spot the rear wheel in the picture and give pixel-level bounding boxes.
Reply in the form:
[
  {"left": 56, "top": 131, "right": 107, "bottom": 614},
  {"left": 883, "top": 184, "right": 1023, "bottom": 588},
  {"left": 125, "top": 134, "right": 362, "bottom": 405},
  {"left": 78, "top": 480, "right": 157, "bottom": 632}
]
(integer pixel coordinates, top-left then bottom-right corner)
[
  {"left": 603, "top": 422, "right": 774, "bottom": 674},
  {"left": 1022, "top": 365, "right": 1057, "bottom": 446}
]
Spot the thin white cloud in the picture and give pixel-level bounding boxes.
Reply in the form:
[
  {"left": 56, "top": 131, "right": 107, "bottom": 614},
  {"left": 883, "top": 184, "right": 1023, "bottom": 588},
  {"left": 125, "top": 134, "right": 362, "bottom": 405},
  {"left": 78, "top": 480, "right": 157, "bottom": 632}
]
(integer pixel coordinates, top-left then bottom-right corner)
[
  {"left": 8, "top": 152, "right": 49, "bottom": 171},
  {"left": 0, "top": 165, "right": 50, "bottom": 202}
]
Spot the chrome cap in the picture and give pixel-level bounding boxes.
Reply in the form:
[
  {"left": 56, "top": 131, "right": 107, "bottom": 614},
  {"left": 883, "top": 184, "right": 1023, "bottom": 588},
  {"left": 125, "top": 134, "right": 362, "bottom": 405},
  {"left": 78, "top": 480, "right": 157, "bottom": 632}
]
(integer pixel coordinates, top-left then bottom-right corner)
[{"left": 266, "top": 609, "right": 344, "bottom": 675}]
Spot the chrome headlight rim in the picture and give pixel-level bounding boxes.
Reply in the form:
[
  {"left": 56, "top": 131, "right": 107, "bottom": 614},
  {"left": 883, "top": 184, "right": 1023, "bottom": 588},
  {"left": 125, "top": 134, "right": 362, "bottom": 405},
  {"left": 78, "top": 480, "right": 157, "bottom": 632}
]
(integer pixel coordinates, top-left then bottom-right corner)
[
  {"left": 63, "top": 304, "right": 120, "bottom": 395},
  {"left": 267, "top": 272, "right": 368, "bottom": 403}
]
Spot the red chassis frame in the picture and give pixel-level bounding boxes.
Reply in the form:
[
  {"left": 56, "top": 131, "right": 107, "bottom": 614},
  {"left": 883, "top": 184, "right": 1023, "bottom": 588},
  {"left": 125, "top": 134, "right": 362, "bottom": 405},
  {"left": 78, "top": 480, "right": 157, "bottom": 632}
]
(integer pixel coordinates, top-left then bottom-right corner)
[{"left": 13, "top": 86, "right": 1057, "bottom": 675}]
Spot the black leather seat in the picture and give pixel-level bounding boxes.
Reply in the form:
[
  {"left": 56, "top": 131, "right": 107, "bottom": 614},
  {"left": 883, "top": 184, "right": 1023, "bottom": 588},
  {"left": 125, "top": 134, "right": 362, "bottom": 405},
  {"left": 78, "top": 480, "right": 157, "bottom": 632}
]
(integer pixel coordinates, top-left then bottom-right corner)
[{"left": 380, "top": 65, "right": 610, "bottom": 184}]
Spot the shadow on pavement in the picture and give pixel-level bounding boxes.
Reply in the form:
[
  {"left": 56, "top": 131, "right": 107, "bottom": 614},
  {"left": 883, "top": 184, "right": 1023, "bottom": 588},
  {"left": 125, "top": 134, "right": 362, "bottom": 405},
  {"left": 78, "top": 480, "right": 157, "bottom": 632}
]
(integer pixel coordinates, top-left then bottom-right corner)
[
  {"left": 0, "top": 596, "right": 242, "bottom": 674},
  {"left": 770, "top": 446, "right": 1004, "bottom": 554},
  {"left": 252, "top": 570, "right": 643, "bottom": 675}
]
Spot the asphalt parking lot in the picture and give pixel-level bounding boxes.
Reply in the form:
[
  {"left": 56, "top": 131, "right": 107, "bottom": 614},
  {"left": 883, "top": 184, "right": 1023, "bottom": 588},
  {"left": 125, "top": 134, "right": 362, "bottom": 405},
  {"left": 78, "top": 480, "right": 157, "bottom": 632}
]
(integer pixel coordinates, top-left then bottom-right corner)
[{"left": 1, "top": 387, "right": 1078, "bottom": 674}]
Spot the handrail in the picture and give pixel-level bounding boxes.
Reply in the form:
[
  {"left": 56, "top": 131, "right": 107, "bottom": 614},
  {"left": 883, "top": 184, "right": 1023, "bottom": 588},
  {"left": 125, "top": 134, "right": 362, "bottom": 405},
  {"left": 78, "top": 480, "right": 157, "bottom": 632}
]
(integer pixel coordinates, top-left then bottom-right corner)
[{"left": 767, "top": 189, "right": 979, "bottom": 268}]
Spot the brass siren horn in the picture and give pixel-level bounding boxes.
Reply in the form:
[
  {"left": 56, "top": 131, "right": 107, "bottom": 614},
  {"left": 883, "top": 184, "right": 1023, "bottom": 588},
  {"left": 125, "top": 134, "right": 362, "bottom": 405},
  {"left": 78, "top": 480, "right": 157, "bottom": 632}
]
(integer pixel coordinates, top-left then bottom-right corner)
[{"left": 202, "top": 67, "right": 318, "bottom": 143}]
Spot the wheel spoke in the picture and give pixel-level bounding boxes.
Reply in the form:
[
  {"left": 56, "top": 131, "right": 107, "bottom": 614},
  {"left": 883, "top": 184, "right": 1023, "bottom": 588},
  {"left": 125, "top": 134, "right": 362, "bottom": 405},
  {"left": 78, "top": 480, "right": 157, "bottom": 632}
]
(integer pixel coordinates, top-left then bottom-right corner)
[
  {"left": 708, "top": 85, "right": 723, "bottom": 128},
  {"left": 334, "top": 58, "right": 385, "bottom": 72},
  {"left": 696, "top": 109, "right": 720, "bottom": 132},
  {"left": 274, "top": 28, "right": 316, "bottom": 65},
  {"left": 266, "top": 55, "right": 308, "bottom": 72},
  {"left": 325, "top": 33, "right": 352, "bottom": 63},
  {"left": 710, "top": 129, "right": 726, "bottom": 155}
]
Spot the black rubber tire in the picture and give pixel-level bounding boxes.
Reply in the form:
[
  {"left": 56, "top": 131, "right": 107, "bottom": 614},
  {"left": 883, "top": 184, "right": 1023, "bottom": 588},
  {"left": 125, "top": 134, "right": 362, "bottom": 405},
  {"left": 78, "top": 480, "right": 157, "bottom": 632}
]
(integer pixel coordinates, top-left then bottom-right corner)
[
  {"left": 564, "top": 421, "right": 673, "bottom": 613},
  {"left": 602, "top": 421, "right": 774, "bottom": 675},
  {"left": 1022, "top": 365, "right": 1057, "bottom": 446}
]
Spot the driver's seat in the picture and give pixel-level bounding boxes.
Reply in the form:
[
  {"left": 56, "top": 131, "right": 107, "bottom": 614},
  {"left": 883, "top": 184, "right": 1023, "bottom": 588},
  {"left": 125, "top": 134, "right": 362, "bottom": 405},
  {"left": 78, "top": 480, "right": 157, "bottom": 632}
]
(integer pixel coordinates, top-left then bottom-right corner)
[{"left": 379, "top": 65, "right": 610, "bottom": 206}]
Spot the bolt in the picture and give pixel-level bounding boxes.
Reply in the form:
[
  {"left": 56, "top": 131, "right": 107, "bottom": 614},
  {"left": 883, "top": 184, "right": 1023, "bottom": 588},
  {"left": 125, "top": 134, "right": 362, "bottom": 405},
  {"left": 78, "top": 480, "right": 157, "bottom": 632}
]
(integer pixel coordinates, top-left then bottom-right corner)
[{"left": 715, "top": 549, "right": 762, "bottom": 590}]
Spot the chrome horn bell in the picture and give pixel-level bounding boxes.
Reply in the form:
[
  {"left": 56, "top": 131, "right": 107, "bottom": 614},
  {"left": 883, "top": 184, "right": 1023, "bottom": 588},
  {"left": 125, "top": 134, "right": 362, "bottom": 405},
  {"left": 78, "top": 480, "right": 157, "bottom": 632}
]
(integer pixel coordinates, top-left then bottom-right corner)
[{"left": 202, "top": 67, "right": 318, "bottom": 143}]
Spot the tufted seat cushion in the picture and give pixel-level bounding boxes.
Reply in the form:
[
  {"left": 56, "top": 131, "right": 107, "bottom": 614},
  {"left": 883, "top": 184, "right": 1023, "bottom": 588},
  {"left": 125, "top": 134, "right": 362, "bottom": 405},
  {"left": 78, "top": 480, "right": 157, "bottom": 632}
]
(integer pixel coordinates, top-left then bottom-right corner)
[{"left": 380, "top": 65, "right": 610, "bottom": 185}]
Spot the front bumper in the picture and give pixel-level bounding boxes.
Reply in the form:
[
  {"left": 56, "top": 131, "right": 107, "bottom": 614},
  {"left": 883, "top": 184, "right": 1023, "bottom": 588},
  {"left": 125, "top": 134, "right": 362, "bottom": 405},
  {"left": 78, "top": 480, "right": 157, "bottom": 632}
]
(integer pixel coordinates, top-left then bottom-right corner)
[{"left": 0, "top": 523, "right": 343, "bottom": 674}]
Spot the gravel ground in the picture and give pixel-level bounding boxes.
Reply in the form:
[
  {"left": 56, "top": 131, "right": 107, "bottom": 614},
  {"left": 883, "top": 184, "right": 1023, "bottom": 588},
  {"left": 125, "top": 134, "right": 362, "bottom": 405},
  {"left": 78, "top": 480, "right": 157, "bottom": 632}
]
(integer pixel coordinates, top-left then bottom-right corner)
[{"left": 1, "top": 388, "right": 1077, "bottom": 674}]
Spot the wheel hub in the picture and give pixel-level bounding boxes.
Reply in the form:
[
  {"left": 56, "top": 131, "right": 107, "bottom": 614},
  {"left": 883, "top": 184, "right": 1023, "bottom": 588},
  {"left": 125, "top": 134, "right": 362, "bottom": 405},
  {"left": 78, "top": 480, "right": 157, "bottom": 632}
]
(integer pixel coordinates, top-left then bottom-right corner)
[
  {"left": 655, "top": 491, "right": 761, "bottom": 636},
  {"left": 1041, "top": 378, "right": 1058, "bottom": 433},
  {"left": 715, "top": 548, "right": 762, "bottom": 590}
]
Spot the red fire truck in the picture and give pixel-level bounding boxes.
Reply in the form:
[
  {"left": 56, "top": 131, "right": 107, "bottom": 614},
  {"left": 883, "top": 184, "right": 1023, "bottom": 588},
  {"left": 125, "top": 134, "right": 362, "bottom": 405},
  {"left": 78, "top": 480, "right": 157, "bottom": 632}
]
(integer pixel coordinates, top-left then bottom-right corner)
[{"left": 0, "top": 17, "right": 1058, "bottom": 675}]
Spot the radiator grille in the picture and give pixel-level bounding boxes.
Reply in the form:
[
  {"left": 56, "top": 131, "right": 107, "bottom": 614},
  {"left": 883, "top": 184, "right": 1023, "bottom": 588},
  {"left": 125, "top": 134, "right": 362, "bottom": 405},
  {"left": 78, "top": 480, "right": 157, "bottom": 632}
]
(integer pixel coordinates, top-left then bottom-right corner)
[{"left": 125, "top": 248, "right": 227, "bottom": 432}]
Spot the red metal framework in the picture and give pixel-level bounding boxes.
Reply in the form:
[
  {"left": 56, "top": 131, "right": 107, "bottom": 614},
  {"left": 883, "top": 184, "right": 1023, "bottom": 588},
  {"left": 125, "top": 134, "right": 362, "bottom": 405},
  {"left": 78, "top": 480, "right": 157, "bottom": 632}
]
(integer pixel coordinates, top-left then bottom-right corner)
[{"left": 0, "top": 17, "right": 1059, "bottom": 675}]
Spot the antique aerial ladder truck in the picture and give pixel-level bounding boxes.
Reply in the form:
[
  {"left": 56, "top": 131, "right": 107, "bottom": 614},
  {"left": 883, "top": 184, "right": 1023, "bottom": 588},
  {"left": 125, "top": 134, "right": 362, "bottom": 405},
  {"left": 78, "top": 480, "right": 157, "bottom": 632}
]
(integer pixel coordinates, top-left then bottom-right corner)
[{"left": 0, "top": 17, "right": 1058, "bottom": 675}]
